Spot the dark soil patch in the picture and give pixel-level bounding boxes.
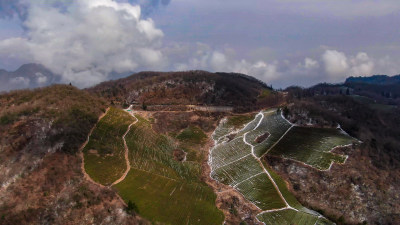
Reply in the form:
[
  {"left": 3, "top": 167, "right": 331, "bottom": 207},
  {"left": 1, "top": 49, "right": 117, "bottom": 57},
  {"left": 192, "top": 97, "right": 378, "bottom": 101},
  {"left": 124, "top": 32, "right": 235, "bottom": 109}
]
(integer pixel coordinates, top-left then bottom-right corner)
[
  {"left": 227, "top": 133, "right": 237, "bottom": 142},
  {"left": 173, "top": 149, "right": 186, "bottom": 162},
  {"left": 255, "top": 132, "right": 270, "bottom": 143}
]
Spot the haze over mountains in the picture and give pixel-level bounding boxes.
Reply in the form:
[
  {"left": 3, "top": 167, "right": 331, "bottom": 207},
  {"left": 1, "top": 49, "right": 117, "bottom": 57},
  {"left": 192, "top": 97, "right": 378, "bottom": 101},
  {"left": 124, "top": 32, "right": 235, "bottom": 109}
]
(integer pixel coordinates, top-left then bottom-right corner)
[
  {"left": 2, "top": 63, "right": 400, "bottom": 93},
  {"left": 0, "top": 64, "right": 135, "bottom": 92},
  {"left": 0, "top": 64, "right": 59, "bottom": 92}
]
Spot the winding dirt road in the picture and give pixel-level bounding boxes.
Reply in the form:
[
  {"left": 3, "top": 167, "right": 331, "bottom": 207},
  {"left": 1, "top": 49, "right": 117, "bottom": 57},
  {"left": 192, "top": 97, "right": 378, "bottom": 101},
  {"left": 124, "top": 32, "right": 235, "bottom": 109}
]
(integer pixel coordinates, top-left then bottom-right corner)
[
  {"left": 79, "top": 107, "right": 110, "bottom": 188},
  {"left": 111, "top": 110, "right": 138, "bottom": 186},
  {"left": 80, "top": 107, "right": 138, "bottom": 188}
]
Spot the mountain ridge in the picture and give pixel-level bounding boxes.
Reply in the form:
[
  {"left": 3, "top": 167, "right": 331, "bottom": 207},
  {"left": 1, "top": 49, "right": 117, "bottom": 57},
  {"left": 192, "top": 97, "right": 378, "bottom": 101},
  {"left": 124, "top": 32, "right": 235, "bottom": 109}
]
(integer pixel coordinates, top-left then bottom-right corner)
[
  {"left": 0, "top": 63, "right": 60, "bottom": 92},
  {"left": 89, "top": 70, "right": 281, "bottom": 112},
  {"left": 345, "top": 74, "right": 400, "bottom": 85}
]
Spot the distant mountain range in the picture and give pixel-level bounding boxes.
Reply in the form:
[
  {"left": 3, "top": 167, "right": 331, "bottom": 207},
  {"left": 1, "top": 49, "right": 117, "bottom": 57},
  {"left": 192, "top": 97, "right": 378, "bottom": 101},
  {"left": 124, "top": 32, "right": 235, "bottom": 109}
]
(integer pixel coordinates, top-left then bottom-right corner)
[
  {"left": 345, "top": 75, "right": 400, "bottom": 85},
  {"left": 0, "top": 64, "right": 137, "bottom": 92},
  {"left": 0, "top": 64, "right": 60, "bottom": 92},
  {"left": 1, "top": 63, "right": 400, "bottom": 94}
]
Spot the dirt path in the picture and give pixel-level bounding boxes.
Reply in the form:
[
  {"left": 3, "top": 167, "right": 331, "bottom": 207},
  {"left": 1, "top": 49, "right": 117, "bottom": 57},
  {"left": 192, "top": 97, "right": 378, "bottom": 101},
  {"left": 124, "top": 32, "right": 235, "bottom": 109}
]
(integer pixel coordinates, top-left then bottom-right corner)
[
  {"left": 111, "top": 110, "right": 138, "bottom": 186},
  {"left": 79, "top": 107, "right": 110, "bottom": 188},
  {"left": 79, "top": 107, "right": 139, "bottom": 207}
]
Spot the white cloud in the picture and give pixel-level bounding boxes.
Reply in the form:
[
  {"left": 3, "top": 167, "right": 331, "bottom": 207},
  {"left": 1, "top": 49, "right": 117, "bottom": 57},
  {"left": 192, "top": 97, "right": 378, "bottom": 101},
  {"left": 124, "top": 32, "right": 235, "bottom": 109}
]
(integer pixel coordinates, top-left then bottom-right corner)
[
  {"left": 376, "top": 56, "right": 400, "bottom": 76},
  {"left": 322, "top": 50, "right": 377, "bottom": 81},
  {"left": 173, "top": 44, "right": 281, "bottom": 83},
  {"left": 349, "top": 52, "right": 374, "bottom": 76},
  {"left": 35, "top": 72, "right": 48, "bottom": 84},
  {"left": 210, "top": 51, "right": 227, "bottom": 71},
  {"left": 304, "top": 57, "right": 319, "bottom": 69},
  {"left": 232, "top": 60, "right": 280, "bottom": 82},
  {"left": 0, "top": 0, "right": 165, "bottom": 87},
  {"left": 322, "top": 50, "right": 349, "bottom": 77},
  {"left": 10, "top": 76, "right": 30, "bottom": 86}
]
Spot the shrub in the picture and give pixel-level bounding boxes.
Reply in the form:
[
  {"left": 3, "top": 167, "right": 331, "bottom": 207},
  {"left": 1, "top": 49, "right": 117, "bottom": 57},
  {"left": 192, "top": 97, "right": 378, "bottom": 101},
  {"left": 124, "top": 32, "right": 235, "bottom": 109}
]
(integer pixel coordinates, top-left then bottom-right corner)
[
  {"left": 0, "top": 113, "right": 17, "bottom": 125},
  {"left": 126, "top": 200, "right": 139, "bottom": 215}
]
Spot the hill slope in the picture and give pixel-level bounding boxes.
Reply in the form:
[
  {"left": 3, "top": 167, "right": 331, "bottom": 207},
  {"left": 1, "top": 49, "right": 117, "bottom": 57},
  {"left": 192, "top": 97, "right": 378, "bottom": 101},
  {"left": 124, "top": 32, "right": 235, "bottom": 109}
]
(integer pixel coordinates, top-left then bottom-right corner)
[
  {"left": 0, "top": 85, "right": 147, "bottom": 224},
  {"left": 89, "top": 71, "right": 282, "bottom": 112},
  {"left": 277, "top": 86, "right": 400, "bottom": 224},
  {"left": 345, "top": 75, "right": 400, "bottom": 85}
]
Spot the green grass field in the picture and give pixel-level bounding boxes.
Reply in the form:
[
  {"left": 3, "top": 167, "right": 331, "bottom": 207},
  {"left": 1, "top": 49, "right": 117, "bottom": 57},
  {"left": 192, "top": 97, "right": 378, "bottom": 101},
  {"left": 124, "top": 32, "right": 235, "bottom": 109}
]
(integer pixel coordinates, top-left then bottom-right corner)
[
  {"left": 209, "top": 137, "right": 251, "bottom": 169},
  {"left": 115, "top": 169, "right": 224, "bottom": 225},
  {"left": 226, "top": 114, "right": 255, "bottom": 129},
  {"left": 83, "top": 107, "right": 134, "bottom": 185},
  {"left": 245, "top": 109, "right": 292, "bottom": 157},
  {"left": 236, "top": 173, "right": 286, "bottom": 210},
  {"left": 210, "top": 111, "right": 288, "bottom": 211},
  {"left": 257, "top": 208, "right": 334, "bottom": 225},
  {"left": 212, "top": 114, "right": 257, "bottom": 144},
  {"left": 209, "top": 109, "right": 353, "bottom": 223},
  {"left": 115, "top": 116, "right": 224, "bottom": 225},
  {"left": 176, "top": 125, "right": 209, "bottom": 162},
  {"left": 126, "top": 117, "right": 200, "bottom": 181},
  {"left": 268, "top": 126, "right": 354, "bottom": 170},
  {"left": 176, "top": 125, "right": 207, "bottom": 145}
]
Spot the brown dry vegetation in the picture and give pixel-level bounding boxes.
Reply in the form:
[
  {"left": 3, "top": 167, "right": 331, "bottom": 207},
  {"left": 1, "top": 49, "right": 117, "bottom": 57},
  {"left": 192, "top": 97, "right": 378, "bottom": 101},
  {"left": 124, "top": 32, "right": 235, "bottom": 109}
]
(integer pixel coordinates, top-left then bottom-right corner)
[
  {"left": 172, "top": 149, "right": 186, "bottom": 161},
  {"left": 265, "top": 145, "right": 400, "bottom": 225},
  {"left": 150, "top": 111, "right": 223, "bottom": 135},
  {"left": 0, "top": 85, "right": 147, "bottom": 225},
  {"left": 89, "top": 71, "right": 284, "bottom": 112},
  {"left": 275, "top": 88, "right": 400, "bottom": 224}
]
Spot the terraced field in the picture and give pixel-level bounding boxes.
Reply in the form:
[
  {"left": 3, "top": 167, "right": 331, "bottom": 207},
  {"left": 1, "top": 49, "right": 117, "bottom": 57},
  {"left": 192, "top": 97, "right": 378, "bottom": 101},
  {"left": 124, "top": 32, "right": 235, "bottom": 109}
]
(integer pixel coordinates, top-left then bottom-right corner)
[
  {"left": 83, "top": 108, "right": 223, "bottom": 224},
  {"left": 209, "top": 109, "right": 355, "bottom": 224},
  {"left": 83, "top": 107, "right": 135, "bottom": 185},
  {"left": 268, "top": 126, "right": 354, "bottom": 170},
  {"left": 83, "top": 106, "right": 354, "bottom": 224},
  {"left": 115, "top": 115, "right": 224, "bottom": 225}
]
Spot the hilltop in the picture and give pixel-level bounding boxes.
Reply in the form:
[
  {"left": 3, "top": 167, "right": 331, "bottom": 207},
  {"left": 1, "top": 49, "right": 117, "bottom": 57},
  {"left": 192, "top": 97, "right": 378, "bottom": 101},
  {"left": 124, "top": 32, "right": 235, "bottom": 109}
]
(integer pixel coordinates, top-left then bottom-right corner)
[
  {"left": 0, "top": 64, "right": 60, "bottom": 92},
  {"left": 89, "top": 71, "right": 283, "bottom": 112},
  {"left": 345, "top": 74, "right": 400, "bottom": 85}
]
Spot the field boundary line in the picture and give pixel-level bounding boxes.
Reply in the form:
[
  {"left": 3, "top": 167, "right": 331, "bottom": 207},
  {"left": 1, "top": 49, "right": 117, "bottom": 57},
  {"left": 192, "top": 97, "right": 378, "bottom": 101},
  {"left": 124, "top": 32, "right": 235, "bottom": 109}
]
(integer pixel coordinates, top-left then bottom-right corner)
[
  {"left": 211, "top": 153, "right": 252, "bottom": 172},
  {"left": 209, "top": 108, "right": 348, "bottom": 224},
  {"left": 233, "top": 172, "right": 264, "bottom": 188},
  {"left": 261, "top": 125, "right": 294, "bottom": 158}
]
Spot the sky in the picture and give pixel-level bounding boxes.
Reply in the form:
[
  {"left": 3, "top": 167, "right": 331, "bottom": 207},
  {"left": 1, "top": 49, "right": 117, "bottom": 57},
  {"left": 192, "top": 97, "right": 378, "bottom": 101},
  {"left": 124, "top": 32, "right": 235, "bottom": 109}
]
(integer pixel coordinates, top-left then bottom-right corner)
[{"left": 0, "top": 0, "right": 399, "bottom": 88}]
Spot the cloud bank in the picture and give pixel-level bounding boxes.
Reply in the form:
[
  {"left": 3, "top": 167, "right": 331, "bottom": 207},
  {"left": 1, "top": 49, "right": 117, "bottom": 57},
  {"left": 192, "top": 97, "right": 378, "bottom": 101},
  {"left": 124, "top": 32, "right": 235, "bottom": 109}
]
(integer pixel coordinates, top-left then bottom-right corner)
[
  {"left": 0, "top": 0, "right": 399, "bottom": 89},
  {"left": 0, "top": 0, "right": 165, "bottom": 87},
  {"left": 170, "top": 43, "right": 393, "bottom": 87}
]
